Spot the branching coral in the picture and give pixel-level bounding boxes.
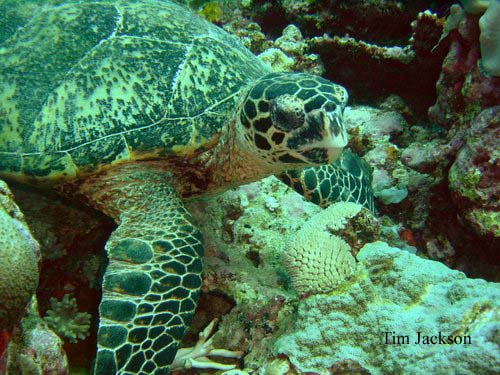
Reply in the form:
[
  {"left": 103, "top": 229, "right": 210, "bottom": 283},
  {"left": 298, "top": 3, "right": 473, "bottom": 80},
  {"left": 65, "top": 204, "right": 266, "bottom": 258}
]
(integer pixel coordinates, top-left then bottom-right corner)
[{"left": 44, "top": 294, "right": 91, "bottom": 343}]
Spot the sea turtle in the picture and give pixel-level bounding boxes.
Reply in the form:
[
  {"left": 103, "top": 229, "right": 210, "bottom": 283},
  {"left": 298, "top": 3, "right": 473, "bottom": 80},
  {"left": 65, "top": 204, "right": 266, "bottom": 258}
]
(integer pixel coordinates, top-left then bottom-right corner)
[{"left": 0, "top": 0, "right": 373, "bottom": 373}]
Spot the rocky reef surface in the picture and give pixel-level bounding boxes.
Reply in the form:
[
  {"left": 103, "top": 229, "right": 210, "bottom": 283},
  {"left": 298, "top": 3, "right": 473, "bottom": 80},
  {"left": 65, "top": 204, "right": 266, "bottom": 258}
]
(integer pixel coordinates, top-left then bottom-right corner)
[
  {"left": 1, "top": 0, "right": 499, "bottom": 374},
  {"left": 275, "top": 241, "right": 499, "bottom": 374},
  {"left": 181, "top": 177, "right": 500, "bottom": 373}
]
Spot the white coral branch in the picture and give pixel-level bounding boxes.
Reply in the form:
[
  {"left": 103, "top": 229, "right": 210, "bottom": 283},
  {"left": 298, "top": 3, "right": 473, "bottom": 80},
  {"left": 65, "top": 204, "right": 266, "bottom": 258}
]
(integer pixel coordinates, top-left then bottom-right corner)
[{"left": 171, "top": 319, "right": 243, "bottom": 371}]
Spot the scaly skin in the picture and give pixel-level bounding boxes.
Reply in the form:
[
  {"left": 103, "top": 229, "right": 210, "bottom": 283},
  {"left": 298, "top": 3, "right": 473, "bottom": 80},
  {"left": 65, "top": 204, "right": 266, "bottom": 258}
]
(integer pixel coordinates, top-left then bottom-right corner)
[
  {"left": 278, "top": 149, "right": 375, "bottom": 212},
  {"left": 80, "top": 165, "right": 203, "bottom": 374}
]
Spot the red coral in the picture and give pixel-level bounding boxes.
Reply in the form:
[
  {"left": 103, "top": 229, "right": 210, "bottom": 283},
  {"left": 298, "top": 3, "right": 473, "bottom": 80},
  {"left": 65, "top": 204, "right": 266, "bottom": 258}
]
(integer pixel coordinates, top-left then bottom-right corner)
[
  {"left": 399, "top": 228, "right": 417, "bottom": 246},
  {"left": 0, "top": 330, "right": 10, "bottom": 358}
]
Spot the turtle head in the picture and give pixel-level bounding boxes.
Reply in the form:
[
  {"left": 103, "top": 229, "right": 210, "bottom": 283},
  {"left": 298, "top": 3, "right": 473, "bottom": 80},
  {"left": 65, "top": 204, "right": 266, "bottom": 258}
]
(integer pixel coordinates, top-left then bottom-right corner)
[{"left": 238, "top": 72, "right": 348, "bottom": 168}]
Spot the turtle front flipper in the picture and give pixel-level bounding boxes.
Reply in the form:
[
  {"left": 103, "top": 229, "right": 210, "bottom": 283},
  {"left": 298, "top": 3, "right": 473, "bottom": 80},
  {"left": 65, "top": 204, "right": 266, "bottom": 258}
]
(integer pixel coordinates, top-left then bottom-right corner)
[
  {"left": 277, "top": 149, "right": 375, "bottom": 212},
  {"left": 81, "top": 165, "right": 203, "bottom": 374}
]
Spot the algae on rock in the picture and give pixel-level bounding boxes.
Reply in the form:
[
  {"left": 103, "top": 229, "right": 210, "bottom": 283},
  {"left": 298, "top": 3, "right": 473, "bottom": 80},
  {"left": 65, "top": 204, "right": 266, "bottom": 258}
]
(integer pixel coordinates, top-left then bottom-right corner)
[
  {"left": 275, "top": 241, "right": 500, "bottom": 374},
  {"left": 2, "top": 297, "right": 68, "bottom": 375}
]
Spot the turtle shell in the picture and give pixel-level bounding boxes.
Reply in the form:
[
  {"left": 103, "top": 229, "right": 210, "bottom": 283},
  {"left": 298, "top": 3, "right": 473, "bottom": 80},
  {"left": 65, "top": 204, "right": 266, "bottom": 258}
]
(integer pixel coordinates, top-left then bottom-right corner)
[{"left": 0, "top": 0, "right": 270, "bottom": 182}]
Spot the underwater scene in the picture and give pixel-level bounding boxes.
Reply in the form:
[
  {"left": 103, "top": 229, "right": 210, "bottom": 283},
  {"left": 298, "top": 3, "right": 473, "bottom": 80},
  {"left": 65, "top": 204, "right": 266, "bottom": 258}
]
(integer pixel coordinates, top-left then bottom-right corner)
[{"left": 0, "top": 0, "right": 499, "bottom": 373}]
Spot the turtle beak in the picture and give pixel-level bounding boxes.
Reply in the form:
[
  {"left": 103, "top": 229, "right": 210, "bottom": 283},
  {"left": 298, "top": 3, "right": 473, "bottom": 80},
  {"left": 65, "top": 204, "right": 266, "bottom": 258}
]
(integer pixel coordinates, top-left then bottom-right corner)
[
  {"left": 326, "top": 146, "right": 344, "bottom": 163},
  {"left": 299, "top": 109, "right": 348, "bottom": 163},
  {"left": 324, "top": 110, "right": 348, "bottom": 162}
]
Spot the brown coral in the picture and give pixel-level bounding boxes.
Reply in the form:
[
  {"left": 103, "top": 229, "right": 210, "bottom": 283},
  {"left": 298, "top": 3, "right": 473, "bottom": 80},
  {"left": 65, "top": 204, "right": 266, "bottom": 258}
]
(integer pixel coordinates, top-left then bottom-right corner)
[
  {"left": 310, "top": 10, "right": 445, "bottom": 114},
  {"left": 0, "top": 180, "right": 39, "bottom": 331}
]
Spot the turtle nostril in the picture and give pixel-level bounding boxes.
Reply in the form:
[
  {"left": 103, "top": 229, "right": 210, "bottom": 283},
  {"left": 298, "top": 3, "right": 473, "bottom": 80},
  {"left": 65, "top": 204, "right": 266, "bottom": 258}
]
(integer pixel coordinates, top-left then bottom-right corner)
[
  {"left": 306, "top": 109, "right": 343, "bottom": 139},
  {"left": 323, "top": 102, "right": 337, "bottom": 112},
  {"left": 328, "top": 113, "right": 343, "bottom": 137}
]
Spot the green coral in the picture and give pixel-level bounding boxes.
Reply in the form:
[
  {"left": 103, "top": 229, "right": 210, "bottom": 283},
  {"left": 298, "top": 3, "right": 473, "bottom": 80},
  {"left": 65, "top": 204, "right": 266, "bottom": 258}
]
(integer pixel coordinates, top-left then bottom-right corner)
[
  {"left": 44, "top": 294, "right": 91, "bottom": 343},
  {"left": 449, "top": 165, "right": 482, "bottom": 201},
  {"left": 467, "top": 209, "right": 500, "bottom": 237},
  {"left": 199, "top": 1, "right": 223, "bottom": 22}
]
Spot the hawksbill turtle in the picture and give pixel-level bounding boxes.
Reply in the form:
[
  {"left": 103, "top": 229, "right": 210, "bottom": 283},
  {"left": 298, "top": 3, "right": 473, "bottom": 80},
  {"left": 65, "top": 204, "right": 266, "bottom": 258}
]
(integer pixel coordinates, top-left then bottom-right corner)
[{"left": 0, "top": 0, "right": 373, "bottom": 373}]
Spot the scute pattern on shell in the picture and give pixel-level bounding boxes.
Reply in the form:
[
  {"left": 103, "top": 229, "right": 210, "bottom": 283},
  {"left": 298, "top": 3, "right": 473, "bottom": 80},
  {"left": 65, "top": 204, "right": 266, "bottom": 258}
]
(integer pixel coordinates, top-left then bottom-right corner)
[{"left": 0, "top": 0, "right": 270, "bottom": 181}]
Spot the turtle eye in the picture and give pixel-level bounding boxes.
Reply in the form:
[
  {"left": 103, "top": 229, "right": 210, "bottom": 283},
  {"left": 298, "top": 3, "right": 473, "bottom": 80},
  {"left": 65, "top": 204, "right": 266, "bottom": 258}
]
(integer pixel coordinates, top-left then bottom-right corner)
[{"left": 270, "top": 95, "right": 305, "bottom": 131}]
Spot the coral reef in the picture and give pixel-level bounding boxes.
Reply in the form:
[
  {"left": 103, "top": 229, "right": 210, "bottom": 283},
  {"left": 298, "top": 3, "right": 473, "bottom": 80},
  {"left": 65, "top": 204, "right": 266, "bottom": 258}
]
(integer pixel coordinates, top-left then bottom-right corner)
[
  {"left": 192, "top": 2, "right": 447, "bottom": 112},
  {"left": 188, "top": 173, "right": 499, "bottom": 373},
  {"left": 203, "top": 0, "right": 497, "bottom": 275},
  {"left": 274, "top": 241, "right": 500, "bottom": 374},
  {"left": 186, "top": 176, "right": 321, "bottom": 306},
  {"left": 11, "top": 184, "right": 113, "bottom": 368},
  {"left": 0, "top": 180, "right": 39, "bottom": 332},
  {"left": 478, "top": 1, "right": 500, "bottom": 76},
  {"left": 44, "top": 294, "right": 92, "bottom": 344},
  {"left": 2, "top": 2, "right": 498, "bottom": 373},
  {"left": 186, "top": 179, "right": 383, "bottom": 370},
  {"left": 282, "top": 203, "right": 363, "bottom": 295},
  {"left": 0, "top": 297, "right": 68, "bottom": 375},
  {"left": 423, "top": 4, "right": 499, "bottom": 271},
  {"left": 184, "top": 177, "right": 320, "bottom": 369},
  {"left": 256, "top": 24, "right": 324, "bottom": 74},
  {"left": 310, "top": 10, "right": 445, "bottom": 114},
  {"left": 236, "top": 1, "right": 447, "bottom": 114},
  {"left": 342, "top": 104, "right": 436, "bottom": 241},
  {"left": 314, "top": 2, "right": 500, "bottom": 272},
  {"left": 448, "top": 106, "right": 499, "bottom": 238},
  {"left": 428, "top": 4, "right": 500, "bottom": 129}
]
